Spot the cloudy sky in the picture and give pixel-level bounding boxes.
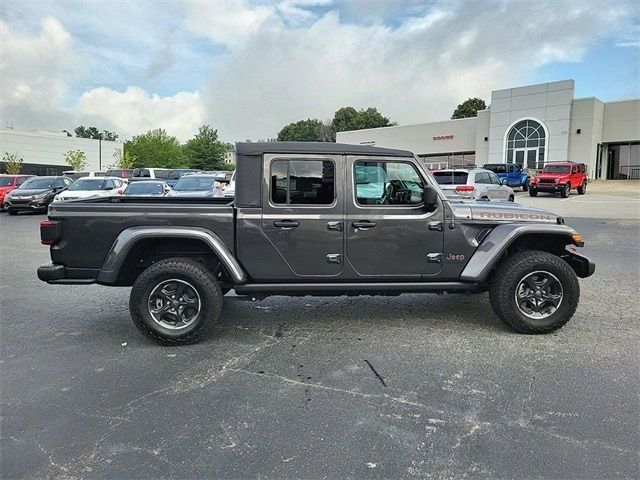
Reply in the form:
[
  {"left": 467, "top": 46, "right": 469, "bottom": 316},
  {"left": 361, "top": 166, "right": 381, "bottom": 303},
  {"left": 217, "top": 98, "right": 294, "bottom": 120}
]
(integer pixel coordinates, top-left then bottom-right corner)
[{"left": 1, "top": 0, "right": 638, "bottom": 142}]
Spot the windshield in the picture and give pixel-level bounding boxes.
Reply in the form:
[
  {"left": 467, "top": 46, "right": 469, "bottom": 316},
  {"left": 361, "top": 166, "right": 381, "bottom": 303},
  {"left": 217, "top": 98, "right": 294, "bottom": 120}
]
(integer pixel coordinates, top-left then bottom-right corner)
[
  {"left": 124, "top": 182, "right": 165, "bottom": 195},
  {"left": 168, "top": 169, "right": 198, "bottom": 180},
  {"left": 20, "top": 178, "right": 55, "bottom": 189},
  {"left": 68, "top": 179, "right": 105, "bottom": 191},
  {"left": 543, "top": 165, "right": 571, "bottom": 174},
  {"left": 484, "top": 165, "right": 506, "bottom": 174},
  {"left": 0, "top": 177, "right": 14, "bottom": 187},
  {"left": 173, "top": 176, "right": 216, "bottom": 191},
  {"left": 433, "top": 171, "right": 469, "bottom": 185}
]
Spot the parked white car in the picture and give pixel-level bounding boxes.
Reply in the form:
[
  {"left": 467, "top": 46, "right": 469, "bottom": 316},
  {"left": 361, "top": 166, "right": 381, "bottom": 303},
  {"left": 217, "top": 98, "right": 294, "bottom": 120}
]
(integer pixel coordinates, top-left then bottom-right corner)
[
  {"left": 433, "top": 168, "right": 515, "bottom": 202},
  {"left": 53, "top": 177, "right": 125, "bottom": 202}
]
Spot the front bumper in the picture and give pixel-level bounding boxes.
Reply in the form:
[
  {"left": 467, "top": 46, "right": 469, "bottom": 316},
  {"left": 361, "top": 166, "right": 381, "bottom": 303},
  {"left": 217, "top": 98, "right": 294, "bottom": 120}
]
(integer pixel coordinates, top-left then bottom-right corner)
[
  {"left": 531, "top": 183, "right": 566, "bottom": 193},
  {"left": 5, "top": 198, "right": 50, "bottom": 211},
  {"left": 563, "top": 248, "right": 596, "bottom": 278}
]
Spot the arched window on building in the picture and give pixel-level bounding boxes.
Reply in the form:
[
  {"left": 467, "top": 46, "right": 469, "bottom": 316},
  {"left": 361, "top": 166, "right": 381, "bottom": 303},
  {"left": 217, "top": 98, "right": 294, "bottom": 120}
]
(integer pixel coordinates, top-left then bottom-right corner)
[{"left": 506, "top": 119, "right": 546, "bottom": 168}]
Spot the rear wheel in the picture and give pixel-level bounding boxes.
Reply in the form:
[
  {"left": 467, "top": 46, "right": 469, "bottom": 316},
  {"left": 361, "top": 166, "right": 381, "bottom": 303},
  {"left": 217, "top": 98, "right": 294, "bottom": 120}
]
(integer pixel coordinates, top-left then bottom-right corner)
[
  {"left": 129, "top": 257, "right": 222, "bottom": 345},
  {"left": 489, "top": 250, "right": 579, "bottom": 334},
  {"left": 528, "top": 188, "right": 538, "bottom": 197},
  {"left": 560, "top": 184, "right": 570, "bottom": 198},
  {"left": 577, "top": 182, "right": 587, "bottom": 195}
]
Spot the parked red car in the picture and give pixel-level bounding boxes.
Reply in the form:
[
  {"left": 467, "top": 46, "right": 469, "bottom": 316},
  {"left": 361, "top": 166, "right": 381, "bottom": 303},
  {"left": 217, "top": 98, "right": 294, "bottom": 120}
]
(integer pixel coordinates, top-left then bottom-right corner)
[
  {"left": 0, "top": 174, "right": 35, "bottom": 210},
  {"left": 529, "top": 163, "right": 587, "bottom": 198}
]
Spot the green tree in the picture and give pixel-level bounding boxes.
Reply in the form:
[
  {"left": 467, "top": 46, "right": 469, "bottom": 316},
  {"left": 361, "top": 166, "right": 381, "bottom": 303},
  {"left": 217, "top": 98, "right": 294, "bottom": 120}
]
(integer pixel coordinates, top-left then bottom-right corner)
[
  {"left": 277, "top": 119, "right": 327, "bottom": 142},
  {"left": 63, "top": 150, "right": 88, "bottom": 171},
  {"left": 451, "top": 98, "right": 487, "bottom": 119},
  {"left": 74, "top": 125, "right": 118, "bottom": 141},
  {"left": 111, "top": 148, "right": 136, "bottom": 169},
  {"left": 126, "top": 129, "right": 186, "bottom": 168},
  {"left": 3, "top": 152, "right": 24, "bottom": 174},
  {"left": 183, "top": 125, "right": 232, "bottom": 170},
  {"left": 331, "top": 107, "right": 395, "bottom": 133}
]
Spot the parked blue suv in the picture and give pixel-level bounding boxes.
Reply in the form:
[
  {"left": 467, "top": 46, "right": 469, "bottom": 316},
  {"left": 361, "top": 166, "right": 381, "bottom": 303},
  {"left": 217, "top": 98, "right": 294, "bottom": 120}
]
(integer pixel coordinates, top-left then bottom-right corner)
[{"left": 483, "top": 163, "right": 530, "bottom": 191}]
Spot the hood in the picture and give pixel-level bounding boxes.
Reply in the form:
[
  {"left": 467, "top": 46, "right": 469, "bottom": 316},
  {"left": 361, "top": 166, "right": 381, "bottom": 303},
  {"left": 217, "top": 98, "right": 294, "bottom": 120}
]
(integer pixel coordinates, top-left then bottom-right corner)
[
  {"left": 450, "top": 200, "right": 560, "bottom": 224},
  {"left": 168, "top": 190, "right": 216, "bottom": 198},
  {"left": 9, "top": 188, "right": 52, "bottom": 197},
  {"left": 57, "top": 190, "right": 104, "bottom": 199}
]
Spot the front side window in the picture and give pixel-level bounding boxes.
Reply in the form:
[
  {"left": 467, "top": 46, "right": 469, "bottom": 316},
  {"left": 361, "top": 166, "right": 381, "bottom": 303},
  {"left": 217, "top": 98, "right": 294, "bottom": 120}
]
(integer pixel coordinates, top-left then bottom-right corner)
[
  {"left": 68, "top": 179, "right": 105, "bottom": 191},
  {"left": 354, "top": 160, "right": 424, "bottom": 206},
  {"left": 271, "top": 160, "right": 335, "bottom": 205}
]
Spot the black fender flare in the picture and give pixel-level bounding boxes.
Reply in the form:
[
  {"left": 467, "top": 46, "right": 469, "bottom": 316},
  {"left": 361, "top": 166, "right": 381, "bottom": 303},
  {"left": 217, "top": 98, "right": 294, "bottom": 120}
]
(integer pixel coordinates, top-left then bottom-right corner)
[
  {"left": 96, "top": 226, "right": 247, "bottom": 284},
  {"left": 460, "top": 223, "right": 592, "bottom": 282}
]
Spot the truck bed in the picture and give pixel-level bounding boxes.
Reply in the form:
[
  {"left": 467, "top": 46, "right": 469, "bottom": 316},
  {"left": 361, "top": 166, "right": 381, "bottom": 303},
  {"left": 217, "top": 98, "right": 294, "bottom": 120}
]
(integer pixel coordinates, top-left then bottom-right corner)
[{"left": 47, "top": 197, "right": 235, "bottom": 270}]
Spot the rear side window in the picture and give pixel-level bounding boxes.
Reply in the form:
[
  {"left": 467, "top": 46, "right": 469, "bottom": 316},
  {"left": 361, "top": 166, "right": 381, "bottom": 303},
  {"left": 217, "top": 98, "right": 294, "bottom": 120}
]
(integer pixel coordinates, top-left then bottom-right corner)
[
  {"left": 433, "top": 171, "right": 468, "bottom": 185},
  {"left": 271, "top": 159, "right": 335, "bottom": 205},
  {"left": 354, "top": 161, "right": 424, "bottom": 206},
  {"left": 154, "top": 169, "right": 170, "bottom": 179},
  {"left": 475, "top": 172, "right": 491, "bottom": 184}
]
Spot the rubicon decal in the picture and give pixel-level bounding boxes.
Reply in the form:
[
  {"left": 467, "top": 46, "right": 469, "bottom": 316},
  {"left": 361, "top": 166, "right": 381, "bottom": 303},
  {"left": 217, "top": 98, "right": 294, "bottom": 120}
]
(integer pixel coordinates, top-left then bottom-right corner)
[{"left": 478, "top": 212, "right": 554, "bottom": 221}]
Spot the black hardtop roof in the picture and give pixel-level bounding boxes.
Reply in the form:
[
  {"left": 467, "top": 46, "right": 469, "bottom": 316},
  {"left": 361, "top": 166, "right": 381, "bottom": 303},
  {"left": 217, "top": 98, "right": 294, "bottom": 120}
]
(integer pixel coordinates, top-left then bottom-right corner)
[{"left": 236, "top": 142, "right": 413, "bottom": 158}]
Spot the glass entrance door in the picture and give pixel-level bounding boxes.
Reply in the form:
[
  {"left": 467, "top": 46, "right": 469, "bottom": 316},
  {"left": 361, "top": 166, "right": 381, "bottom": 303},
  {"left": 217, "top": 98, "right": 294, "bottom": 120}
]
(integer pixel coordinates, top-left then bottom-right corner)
[{"left": 513, "top": 148, "right": 537, "bottom": 168}]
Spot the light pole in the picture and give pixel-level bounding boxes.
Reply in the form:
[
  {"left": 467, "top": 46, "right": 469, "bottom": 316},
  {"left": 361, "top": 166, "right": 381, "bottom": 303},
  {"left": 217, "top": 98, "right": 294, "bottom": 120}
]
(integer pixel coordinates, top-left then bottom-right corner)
[{"left": 98, "top": 133, "right": 102, "bottom": 171}]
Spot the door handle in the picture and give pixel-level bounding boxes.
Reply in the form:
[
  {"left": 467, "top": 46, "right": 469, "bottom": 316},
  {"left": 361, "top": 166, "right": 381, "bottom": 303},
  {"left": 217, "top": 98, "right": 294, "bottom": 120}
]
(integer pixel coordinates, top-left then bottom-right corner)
[
  {"left": 352, "top": 221, "right": 376, "bottom": 230},
  {"left": 327, "top": 221, "right": 343, "bottom": 232},
  {"left": 273, "top": 220, "right": 299, "bottom": 229}
]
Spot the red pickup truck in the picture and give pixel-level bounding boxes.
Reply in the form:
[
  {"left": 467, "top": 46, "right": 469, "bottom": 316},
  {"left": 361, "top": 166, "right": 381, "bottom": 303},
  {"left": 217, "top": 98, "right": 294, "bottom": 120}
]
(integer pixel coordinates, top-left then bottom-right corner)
[{"left": 529, "top": 163, "right": 587, "bottom": 198}]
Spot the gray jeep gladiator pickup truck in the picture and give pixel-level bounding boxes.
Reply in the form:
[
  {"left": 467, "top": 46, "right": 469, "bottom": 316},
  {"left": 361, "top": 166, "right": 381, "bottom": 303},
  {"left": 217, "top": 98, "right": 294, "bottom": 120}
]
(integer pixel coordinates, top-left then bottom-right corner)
[{"left": 38, "top": 143, "right": 595, "bottom": 344}]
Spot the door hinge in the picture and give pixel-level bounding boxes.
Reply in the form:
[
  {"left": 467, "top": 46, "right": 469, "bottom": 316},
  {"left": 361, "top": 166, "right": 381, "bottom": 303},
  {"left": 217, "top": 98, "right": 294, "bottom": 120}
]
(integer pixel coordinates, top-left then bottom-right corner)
[
  {"left": 326, "top": 254, "right": 343, "bottom": 264},
  {"left": 428, "top": 221, "right": 443, "bottom": 231},
  {"left": 426, "top": 253, "right": 442, "bottom": 263}
]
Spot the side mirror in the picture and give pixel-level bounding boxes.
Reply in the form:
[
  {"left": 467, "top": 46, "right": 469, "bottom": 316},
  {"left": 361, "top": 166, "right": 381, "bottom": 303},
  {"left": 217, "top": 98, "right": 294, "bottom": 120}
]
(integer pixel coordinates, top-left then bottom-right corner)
[
  {"left": 423, "top": 185, "right": 438, "bottom": 207},
  {"left": 501, "top": 179, "right": 508, "bottom": 186}
]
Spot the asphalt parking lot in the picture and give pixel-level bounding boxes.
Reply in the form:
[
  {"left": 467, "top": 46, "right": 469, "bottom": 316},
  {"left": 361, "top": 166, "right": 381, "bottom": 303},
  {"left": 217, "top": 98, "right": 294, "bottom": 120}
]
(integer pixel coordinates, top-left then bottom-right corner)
[{"left": 1, "top": 185, "right": 639, "bottom": 479}]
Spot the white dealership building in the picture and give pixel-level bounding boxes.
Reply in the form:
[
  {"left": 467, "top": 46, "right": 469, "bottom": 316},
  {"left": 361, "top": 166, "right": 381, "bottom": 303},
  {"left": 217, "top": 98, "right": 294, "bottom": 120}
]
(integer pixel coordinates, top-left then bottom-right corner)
[
  {"left": 337, "top": 80, "right": 640, "bottom": 180},
  {"left": 0, "top": 128, "right": 124, "bottom": 175}
]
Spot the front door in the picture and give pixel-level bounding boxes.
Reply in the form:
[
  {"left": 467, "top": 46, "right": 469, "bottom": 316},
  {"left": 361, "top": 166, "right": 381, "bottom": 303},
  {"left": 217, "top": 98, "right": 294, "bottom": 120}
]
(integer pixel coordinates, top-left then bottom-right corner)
[
  {"left": 345, "top": 156, "right": 444, "bottom": 279},
  {"left": 260, "top": 154, "right": 344, "bottom": 277}
]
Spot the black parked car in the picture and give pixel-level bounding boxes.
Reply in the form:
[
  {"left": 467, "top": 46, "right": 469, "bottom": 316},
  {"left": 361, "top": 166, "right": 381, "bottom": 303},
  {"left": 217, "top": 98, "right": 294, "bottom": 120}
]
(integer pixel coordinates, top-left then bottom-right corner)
[{"left": 4, "top": 176, "right": 73, "bottom": 215}]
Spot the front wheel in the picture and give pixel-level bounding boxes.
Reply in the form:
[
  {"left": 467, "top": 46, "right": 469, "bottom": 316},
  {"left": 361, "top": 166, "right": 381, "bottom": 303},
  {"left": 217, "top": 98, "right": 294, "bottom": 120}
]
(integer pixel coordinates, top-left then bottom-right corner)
[
  {"left": 508, "top": 195, "right": 515, "bottom": 202},
  {"left": 560, "top": 184, "right": 570, "bottom": 198},
  {"left": 489, "top": 250, "right": 580, "bottom": 334},
  {"left": 129, "top": 257, "right": 223, "bottom": 345},
  {"left": 577, "top": 182, "right": 587, "bottom": 195},
  {"left": 528, "top": 188, "right": 538, "bottom": 197},
  {"left": 522, "top": 179, "right": 529, "bottom": 192},
  {"left": 8, "top": 210, "right": 17, "bottom": 216}
]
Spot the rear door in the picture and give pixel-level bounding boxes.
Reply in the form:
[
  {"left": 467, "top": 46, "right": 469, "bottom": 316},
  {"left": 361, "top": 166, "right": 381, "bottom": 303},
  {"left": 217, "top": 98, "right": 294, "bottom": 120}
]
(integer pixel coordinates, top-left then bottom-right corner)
[
  {"left": 260, "top": 154, "right": 344, "bottom": 277},
  {"left": 345, "top": 156, "right": 444, "bottom": 279}
]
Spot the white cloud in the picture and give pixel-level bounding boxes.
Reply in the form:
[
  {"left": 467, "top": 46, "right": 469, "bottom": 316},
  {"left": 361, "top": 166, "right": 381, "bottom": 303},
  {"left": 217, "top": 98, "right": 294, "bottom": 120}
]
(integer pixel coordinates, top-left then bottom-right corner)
[
  {"left": 0, "top": 17, "right": 76, "bottom": 112},
  {"left": 76, "top": 87, "right": 205, "bottom": 141}
]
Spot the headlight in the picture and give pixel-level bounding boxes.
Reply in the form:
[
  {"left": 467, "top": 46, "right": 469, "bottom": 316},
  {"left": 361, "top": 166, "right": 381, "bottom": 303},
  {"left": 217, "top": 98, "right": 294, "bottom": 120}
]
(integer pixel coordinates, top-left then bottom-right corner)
[
  {"left": 53, "top": 195, "right": 61, "bottom": 202},
  {"left": 34, "top": 192, "right": 49, "bottom": 199}
]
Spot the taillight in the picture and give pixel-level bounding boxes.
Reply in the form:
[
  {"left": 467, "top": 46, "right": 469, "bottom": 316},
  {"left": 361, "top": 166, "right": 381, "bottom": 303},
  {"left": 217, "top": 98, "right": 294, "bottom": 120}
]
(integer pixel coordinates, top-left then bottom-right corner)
[
  {"left": 40, "top": 220, "right": 61, "bottom": 245},
  {"left": 455, "top": 185, "right": 475, "bottom": 192}
]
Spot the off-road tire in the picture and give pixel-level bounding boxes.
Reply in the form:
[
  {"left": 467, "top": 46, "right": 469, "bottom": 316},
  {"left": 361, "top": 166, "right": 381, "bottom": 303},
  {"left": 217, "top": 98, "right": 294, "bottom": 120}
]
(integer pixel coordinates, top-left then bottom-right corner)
[
  {"left": 129, "top": 257, "right": 222, "bottom": 345},
  {"left": 522, "top": 179, "right": 529, "bottom": 192},
  {"left": 528, "top": 188, "right": 538, "bottom": 197},
  {"left": 560, "top": 184, "right": 570, "bottom": 198},
  {"left": 489, "top": 250, "right": 580, "bottom": 334},
  {"left": 577, "top": 182, "right": 587, "bottom": 195},
  {"left": 8, "top": 210, "right": 17, "bottom": 216}
]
